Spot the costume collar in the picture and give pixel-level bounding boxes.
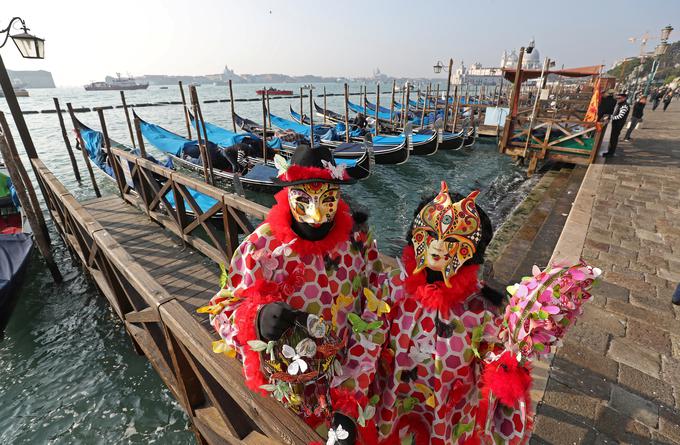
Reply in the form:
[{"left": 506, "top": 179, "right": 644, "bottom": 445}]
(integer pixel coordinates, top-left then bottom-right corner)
[
  {"left": 402, "top": 245, "right": 480, "bottom": 317},
  {"left": 266, "top": 189, "right": 353, "bottom": 256}
]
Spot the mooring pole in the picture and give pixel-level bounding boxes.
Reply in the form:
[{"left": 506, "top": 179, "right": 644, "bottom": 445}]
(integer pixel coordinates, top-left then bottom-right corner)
[
  {"left": 228, "top": 79, "right": 237, "bottom": 132},
  {"left": 178, "top": 81, "right": 192, "bottom": 139},
  {"left": 120, "top": 91, "right": 136, "bottom": 148},
  {"left": 443, "top": 58, "right": 454, "bottom": 133},
  {"left": 390, "top": 79, "right": 396, "bottom": 126},
  {"left": 300, "top": 87, "right": 304, "bottom": 118},
  {"left": 344, "top": 83, "right": 351, "bottom": 142},
  {"left": 420, "top": 84, "right": 430, "bottom": 130},
  {"left": 403, "top": 84, "right": 411, "bottom": 129},
  {"left": 190, "top": 86, "right": 214, "bottom": 185},
  {"left": 309, "top": 91, "right": 315, "bottom": 147},
  {"left": 66, "top": 103, "right": 101, "bottom": 198},
  {"left": 133, "top": 116, "right": 147, "bottom": 159},
  {"left": 374, "top": 83, "right": 380, "bottom": 135},
  {"left": 261, "top": 93, "right": 269, "bottom": 161},
  {"left": 452, "top": 85, "right": 461, "bottom": 133},
  {"left": 323, "top": 86, "right": 327, "bottom": 124},
  {"left": 53, "top": 97, "right": 81, "bottom": 183},
  {"left": 97, "top": 109, "right": 124, "bottom": 197}
]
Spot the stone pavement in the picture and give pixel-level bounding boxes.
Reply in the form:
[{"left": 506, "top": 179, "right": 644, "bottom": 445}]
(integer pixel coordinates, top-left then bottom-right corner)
[{"left": 531, "top": 105, "right": 680, "bottom": 444}]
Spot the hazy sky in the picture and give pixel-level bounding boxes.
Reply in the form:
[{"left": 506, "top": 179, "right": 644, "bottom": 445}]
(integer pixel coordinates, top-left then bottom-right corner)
[{"left": 2, "top": 0, "right": 680, "bottom": 86}]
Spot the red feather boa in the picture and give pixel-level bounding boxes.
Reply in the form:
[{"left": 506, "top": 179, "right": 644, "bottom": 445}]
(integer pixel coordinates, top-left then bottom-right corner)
[
  {"left": 233, "top": 280, "right": 284, "bottom": 395},
  {"left": 280, "top": 164, "right": 350, "bottom": 183},
  {"left": 266, "top": 189, "right": 354, "bottom": 256},
  {"left": 401, "top": 245, "right": 481, "bottom": 318},
  {"left": 330, "top": 388, "right": 379, "bottom": 445}
]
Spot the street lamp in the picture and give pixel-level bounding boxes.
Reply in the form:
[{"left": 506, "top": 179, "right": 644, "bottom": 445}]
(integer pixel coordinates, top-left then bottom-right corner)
[
  {"left": 643, "top": 24, "right": 673, "bottom": 96},
  {"left": 0, "top": 17, "right": 45, "bottom": 159},
  {"left": 433, "top": 60, "right": 447, "bottom": 74}
]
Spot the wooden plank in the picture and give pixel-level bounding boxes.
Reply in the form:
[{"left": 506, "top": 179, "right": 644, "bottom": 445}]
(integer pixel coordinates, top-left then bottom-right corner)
[
  {"left": 125, "top": 307, "right": 161, "bottom": 323},
  {"left": 125, "top": 321, "right": 179, "bottom": 398}
]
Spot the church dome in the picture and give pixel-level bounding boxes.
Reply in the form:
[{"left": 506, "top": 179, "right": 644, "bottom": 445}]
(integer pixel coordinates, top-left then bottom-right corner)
[{"left": 523, "top": 46, "right": 541, "bottom": 69}]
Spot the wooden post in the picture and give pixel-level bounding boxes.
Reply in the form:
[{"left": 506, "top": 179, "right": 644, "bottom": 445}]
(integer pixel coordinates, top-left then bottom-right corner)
[
  {"left": 308, "top": 92, "right": 315, "bottom": 147},
  {"left": 97, "top": 109, "right": 125, "bottom": 197},
  {"left": 390, "top": 79, "right": 396, "bottom": 125},
  {"left": 53, "top": 97, "right": 81, "bottom": 183},
  {"left": 452, "top": 85, "right": 460, "bottom": 133},
  {"left": 434, "top": 83, "right": 440, "bottom": 118},
  {"left": 403, "top": 84, "right": 411, "bottom": 129},
  {"left": 420, "top": 84, "right": 430, "bottom": 129},
  {"left": 362, "top": 85, "right": 367, "bottom": 115},
  {"left": 178, "top": 81, "right": 193, "bottom": 140},
  {"left": 0, "top": 113, "right": 62, "bottom": 282},
  {"left": 374, "top": 83, "right": 380, "bottom": 135},
  {"left": 500, "top": 47, "right": 526, "bottom": 152},
  {"left": 228, "top": 79, "right": 237, "bottom": 132},
  {"left": 344, "top": 83, "right": 350, "bottom": 143},
  {"left": 189, "top": 87, "right": 213, "bottom": 185},
  {"left": 261, "top": 93, "right": 269, "bottom": 160},
  {"left": 120, "top": 91, "right": 136, "bottom": 148},
  {"left": 133, "top": 116, "right": 148, "bottom": 159},
  {"left": 442, "top": 59, "right": 453, "bottom": 133},
  {"left": 195, "top": 88, "right": 215, "bottom": 185},
  {"left": 66, "top": 103, "right": 101, "bottom": 198},
  {"left": 522, "top": 57, "right": 550, "bottom": 158},
  {"left": 266, "top": 90, "right": 272, "bottom": 129},
  {"left": 300, "top": 87, "right": 304, "bottom": 118},
  {"left": 323, "top": 86, "right": 327, "bottom": 124}
]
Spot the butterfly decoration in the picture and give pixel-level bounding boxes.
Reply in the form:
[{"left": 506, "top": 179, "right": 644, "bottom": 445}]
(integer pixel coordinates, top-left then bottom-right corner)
[
  {"left": 435, "top": 316, "right": 455, "bottom": 338},
  {"left": 259, "top": 381, "right": 291, "bottom": 402},
  {"left": 248, "top": 339, "right": 277, "bottom": 362},
  {"left": 347, "top": 313, "right": 382, "bottom": 334},
  {"left": 251, "top": 250, "right": 279, "bottom": 280},
  {"left": 321, "top": 159, "right": 347, "bottom": 180},
  {"left": 331, "top": 293, "right": 355, "bottom": 327},
  {"left": 364, "top": 288, "right": 390, "bottom": 317},
  {"left": 356, "top": 402, "right": 376, "bottom": 427},
  {"left": 396, "top": 257, "right": 408, "bottom": 280},
  {"left": 196, "top": 301, "right": 226, "bottom": 316},
  {"left": 326, "top": 423, "right": 349, "bottom": 445},
  {"left": 282, "top": 338, "right": 317, "bottom": 375},
  {"left": 274, "top": 154, "right": 289, "bottom": 176},
  {"left": 414, "top": 383, "right": 436, "bottom": 408},
  {"left": 306, "top": 314, "right": 327, "bottom": 339},
  {"left": 272, "top": 238, "right": 296, "bottom": 257},
  {"left": 400, "top": 367, "right": 418, "bottom": 383},
  {"left": 212, "top": 339, "right": 237, "bottom": 358},
  {"left": 324, "top": 254, "right": 341, "bottom": 273}
]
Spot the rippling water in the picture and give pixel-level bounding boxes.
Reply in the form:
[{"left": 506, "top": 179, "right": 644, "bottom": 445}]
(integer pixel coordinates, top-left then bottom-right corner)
[{"left": 0, "top": 83, "right": 530, "bottom": 443}]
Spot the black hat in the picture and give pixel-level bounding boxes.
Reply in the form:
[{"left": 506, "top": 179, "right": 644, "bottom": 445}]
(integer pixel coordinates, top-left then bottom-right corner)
[{"left": 271, "top": 144, "right": 357, "bottom": 186}]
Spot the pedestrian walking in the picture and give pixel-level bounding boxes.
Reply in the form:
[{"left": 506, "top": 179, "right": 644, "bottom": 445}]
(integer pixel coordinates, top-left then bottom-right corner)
[
  {"left": 651, "top": 88, "right": 662, "bottom": 110},
  {"left": 623, "top": 96, "right": 646, "bottom": 141},
  {"left": 602, "top": 93, "right": 630, "bottom": 157},
  {"left": 663, "top": 91, "right": 673, "bottom": 111}
]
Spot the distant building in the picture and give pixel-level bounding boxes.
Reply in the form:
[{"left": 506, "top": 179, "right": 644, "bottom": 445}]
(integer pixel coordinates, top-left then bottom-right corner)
[{"left": 6, "top": 69, "right": 55, "bottom": 88}]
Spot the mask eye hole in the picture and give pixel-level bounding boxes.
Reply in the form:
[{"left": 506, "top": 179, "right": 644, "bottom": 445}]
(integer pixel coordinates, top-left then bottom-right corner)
[
  {"left": 322, "top": 196, "right": 336, "bottom": 204},
  {"left": 426, "top": 229, "right": 438, "bottom": 240},
  {"left": 296, "top": 196, "right": 310, "bottom": 204}
]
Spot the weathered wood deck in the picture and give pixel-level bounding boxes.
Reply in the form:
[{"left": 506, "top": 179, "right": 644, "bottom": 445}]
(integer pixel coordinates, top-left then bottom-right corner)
[{"left": 32, "top": 148, "right": 321, "bottom": 445}]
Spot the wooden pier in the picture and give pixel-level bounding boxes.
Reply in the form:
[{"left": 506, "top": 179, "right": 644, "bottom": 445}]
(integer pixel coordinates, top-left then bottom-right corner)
[{"left": 33, "top": 147, "right": 320, "bottom": 444}]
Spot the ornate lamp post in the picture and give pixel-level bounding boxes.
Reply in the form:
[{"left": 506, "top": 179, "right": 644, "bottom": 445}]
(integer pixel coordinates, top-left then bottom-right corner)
[
  {"left": 0, "top": 17, "right": 45, "bottom": 158},
  {"left": 643, "top": 24, "right": 673, "bottom": 96}
]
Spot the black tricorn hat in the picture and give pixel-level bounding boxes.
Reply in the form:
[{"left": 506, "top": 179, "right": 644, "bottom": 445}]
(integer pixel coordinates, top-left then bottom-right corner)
[{"left": 271, "top": 144, "right": 357, "bottom": 186}]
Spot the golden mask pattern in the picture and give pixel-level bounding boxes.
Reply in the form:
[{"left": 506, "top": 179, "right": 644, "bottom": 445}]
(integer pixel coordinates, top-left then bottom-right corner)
[
  {"left": 411, "top": 182, "right": 482, "bottom": 287},
  {"left": 287, "top": 182, "right": 340, "bottom": 226}
]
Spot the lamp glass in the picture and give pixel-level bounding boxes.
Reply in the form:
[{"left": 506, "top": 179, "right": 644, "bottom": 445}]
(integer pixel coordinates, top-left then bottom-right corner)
[
  {"left": 11, "top": 32, "right": 45, "bottom": 59},
  {"left": 433, "top": 62, "right": 443, "bottom": 74}
]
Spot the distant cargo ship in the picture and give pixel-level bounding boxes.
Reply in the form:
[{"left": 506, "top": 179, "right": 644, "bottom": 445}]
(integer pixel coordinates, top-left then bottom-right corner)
[
  {"left": 256, "top": 87, "right": 293, "bottom": 96},
  {"left": 84, "top": 73, "right": 149, "bottom": 91}
]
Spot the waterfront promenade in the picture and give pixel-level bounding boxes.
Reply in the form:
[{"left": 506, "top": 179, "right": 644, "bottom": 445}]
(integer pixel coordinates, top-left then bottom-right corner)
[{"left": 531, "top": 106, "right": 680, "bottom": 444}]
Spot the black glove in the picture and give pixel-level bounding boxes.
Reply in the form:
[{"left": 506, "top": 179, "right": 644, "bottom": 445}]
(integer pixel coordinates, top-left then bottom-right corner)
[
  {"left": 330, "top": 412, "right": 357, "bottom": 445},
  {"left": 257, "top": 302, "right": 308, "bottom": 341}
]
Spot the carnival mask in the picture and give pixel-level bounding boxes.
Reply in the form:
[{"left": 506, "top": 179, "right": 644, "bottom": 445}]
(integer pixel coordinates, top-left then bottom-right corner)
[
  {"left": 288, "top": 182, "right": 340, "bottom": 226},
  {"left": 411, "top": 182, "right": 482, "bottom": 287}
]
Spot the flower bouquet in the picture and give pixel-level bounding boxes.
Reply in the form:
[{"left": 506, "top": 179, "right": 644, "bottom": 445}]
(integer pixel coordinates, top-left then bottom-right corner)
[{"left": 251, "top": 314, "right": 345, "bottom": 419}]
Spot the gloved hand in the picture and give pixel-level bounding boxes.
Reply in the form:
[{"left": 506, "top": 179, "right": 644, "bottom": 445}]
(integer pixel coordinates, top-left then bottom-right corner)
[
  {"left": 328, "top": 412, "right": 357, "bottom": 445},
  {"left": 257, "top": 302, "right": 308, "bottom": 341}
]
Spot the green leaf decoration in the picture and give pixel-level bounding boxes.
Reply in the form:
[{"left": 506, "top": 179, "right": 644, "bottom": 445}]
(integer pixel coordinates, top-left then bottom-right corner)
[
  {"left": 259, "top": 384, "right": 277, "bottom": 392},
  {"left": 219, "top": 263, "right": 228, "bottom": 288},
  {"left": 534, "top": 342, "right": 545, "bottom": 352},
  {"left": 247, "top": 340, "right": 269, "bottom": 352},
  {"left": 402, "top": 397, "right": 418, "bottom": 412},
  {"left": 452, "top": 421, "right": 474, "bottom": 440},
  {"left": 369, "top": 395, "right": 380, "bottom": 406},
  {"left": 538, "top": 309, "right": 549, "bottom": 320}
]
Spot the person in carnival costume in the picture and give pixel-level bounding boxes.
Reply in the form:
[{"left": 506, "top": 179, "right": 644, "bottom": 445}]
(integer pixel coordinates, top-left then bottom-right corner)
[
  {"left": 375, "top": 182, "right": 600, "bottom": 445},
  {"left": 202, "top": 145, "right": 389, "bottom": 445}
]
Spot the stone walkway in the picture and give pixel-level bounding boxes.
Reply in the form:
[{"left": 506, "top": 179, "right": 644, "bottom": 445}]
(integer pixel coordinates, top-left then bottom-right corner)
[{"left": 531, "top": 105, "right": 680, "bottom": 444}]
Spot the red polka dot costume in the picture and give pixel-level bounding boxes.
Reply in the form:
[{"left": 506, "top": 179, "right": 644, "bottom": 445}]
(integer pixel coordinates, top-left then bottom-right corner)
[
  {"left": 206, "top": 149, "right": 388, "bottom": 444},
  {"left": 375, "top": 183, "right": 533, "bottom": 445}
]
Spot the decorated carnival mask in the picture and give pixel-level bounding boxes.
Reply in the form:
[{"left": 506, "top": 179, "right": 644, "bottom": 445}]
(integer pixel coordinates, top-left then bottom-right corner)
[
  {"left": 287, "top": 182, "right": 340, "bottom": 226},
  {"left": 411, "top": 182, "right": 482, "bottom": 287}
]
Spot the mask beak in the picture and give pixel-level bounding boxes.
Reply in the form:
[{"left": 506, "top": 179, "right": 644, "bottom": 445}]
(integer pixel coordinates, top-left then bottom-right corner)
[{"left": 307, "top": 205, "right": 322, "bottom": 223}]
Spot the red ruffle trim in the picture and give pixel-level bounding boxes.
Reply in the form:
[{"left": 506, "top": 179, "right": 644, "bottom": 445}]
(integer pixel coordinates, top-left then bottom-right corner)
[
  {"left": 266, "top": 189, "right": 354, "bottom": 256},
  {"left": 379, "top": 413, "right": 429, "bottom": 445},
  {"left": 280, "top": 164, "right": 350, "bottom": 183},
  {"left": 330, "top": 388, "right": 379, "bottom": 445},
  {"left": 234, "top": 280, "right": 284, "bottom": 395},
  {"left": 401, "top": 245, "right": 481, "bottom": 318}
]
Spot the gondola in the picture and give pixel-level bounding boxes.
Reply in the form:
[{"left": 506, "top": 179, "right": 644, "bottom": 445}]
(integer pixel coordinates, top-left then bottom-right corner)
[
  {"left": 188, "top": 113, "right": 373, "bottom": 181},
  {"left": 134, "top": 114, "right": 282, "bottom": 192},
  {"left": 72, "top": 116, "right": 228, "bottom": 212},
  {"left": 303, "top": 104, "right": 438, "bottom": 157},
  {"left": 234, "top": 111, "right": 409, "bottom": 165},
  {"left": 0, "top": 165, "right": 33, "bottom": 339}
]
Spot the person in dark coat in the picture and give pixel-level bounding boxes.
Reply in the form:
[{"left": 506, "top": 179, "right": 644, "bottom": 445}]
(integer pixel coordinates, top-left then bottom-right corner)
[
  {"left": 353, "top": 112, "right": 368, "bottom": 129},
  {"left": 598, "top": 89, "right": 617, "bottom": 120},
  {"left": 663, "top": 91, "right": 673, "bottom": 111},
  {"left": 623, "top": 96, "right": 646, "bottom": 141},
  {"left": 602, "top": 93, "right": 630, "bottom": 157},
  {"left": 651, "top": 88, "right": 662, "bottom": 110}
]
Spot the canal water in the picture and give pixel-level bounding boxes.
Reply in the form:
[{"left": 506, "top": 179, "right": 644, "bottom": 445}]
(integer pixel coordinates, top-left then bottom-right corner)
[{"left": 0, "top": 83, "right": 533, "bottom": 444}]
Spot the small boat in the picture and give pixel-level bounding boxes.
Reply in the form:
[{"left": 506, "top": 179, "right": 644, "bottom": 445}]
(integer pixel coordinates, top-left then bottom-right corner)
[
  {"left": 84, "top": 73, "right": 149, "bottom": 91},
  {"left": 256, "top": 87, "right": 293, "bottom": 96},
  {"left": 160, "top": 86, "right": 169, "bottom": 90},
  {"left": 236, "top": 110, "right": 409, "bottom": 165},
  {"left": 189, "top": 113, "right": 373, "bottom": 181},
  {"left": 0, "top": 165, "right": 34, "bottom": 339},
  {"left": 135, "top": 114, "right": 282, "bottom": 192},
  {"left": 0, "top": 88, "right": 29, "bottom": 98}
]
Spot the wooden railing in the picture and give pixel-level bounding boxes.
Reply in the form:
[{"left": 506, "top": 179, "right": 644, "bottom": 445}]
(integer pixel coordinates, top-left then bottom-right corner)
[{"left": 33, "top": 156, "right": 318, "bottom": 444}]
